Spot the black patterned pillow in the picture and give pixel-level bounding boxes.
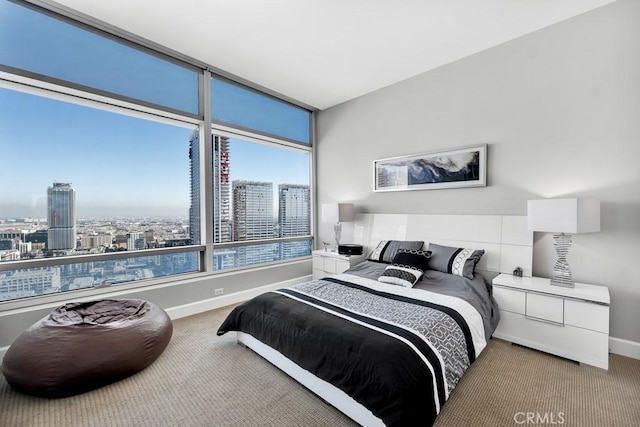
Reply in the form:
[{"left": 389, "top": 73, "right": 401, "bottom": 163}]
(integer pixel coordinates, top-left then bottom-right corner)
[
  {"left": 377, "top": 249, "right": 430, "bottom": 287},
  {"left": 391, "top": 249, "right": 431, "bottom": 272},
  {"left": 367, "top": 240, "right": 424, "bottom": 264},
  {"left": 378, "top": 265, "right": 423, "bottom": 287},
  {"left": 427, "top": 243, "right": 484, "bottom": 279}
]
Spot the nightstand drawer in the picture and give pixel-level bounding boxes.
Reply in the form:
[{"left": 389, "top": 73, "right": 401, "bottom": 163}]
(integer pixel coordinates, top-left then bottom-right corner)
[
  {"left": 493, "top": 286, "right": 525, "bottom": 314},
  {"left": 312, "top": 251, "right": 366, "bottom": 280},
  {"left": 323, "top": 258, "right": 338, "bottom": 273},
  {"left": 312, "top": 257, "right": 324, "bottom": 271},
  {"left": 335, "top": 259, "right": 350, "bottom": 273},
  {"left": 525, "top": 293, "right": 564, "bottom": 324},
  {"left": 313, "top": 257, "right": 340, "bottom": 274},
  {"left": 565, "top": 299, "right": 609, "bottom": 333}
]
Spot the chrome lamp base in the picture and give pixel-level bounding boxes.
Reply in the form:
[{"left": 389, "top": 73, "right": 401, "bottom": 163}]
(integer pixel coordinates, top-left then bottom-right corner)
[
  {"left": 551, "top": 233, "right": 574, "bottom": 288},
  {"left": 333, "top": 222, "right": 342, "bottom": 252}
]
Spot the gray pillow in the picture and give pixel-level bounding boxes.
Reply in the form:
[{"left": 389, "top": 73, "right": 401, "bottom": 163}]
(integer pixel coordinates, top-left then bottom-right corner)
[
  {"left": 367, "top": 240, "right": 424, "bottom": 264},
  {"left": 427, "top": 243, "right": 484, "bottom": 279}
]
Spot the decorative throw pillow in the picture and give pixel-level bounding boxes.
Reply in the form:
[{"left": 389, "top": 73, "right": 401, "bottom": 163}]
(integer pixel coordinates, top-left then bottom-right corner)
[
  {"left": 367, "top": 240, "right": 424, "bottom": 264},
  {"left": 377, "top": 249, "right": 430, "bottom": 288},
  {"left": 427, "top": 243, "right": 484, "bottom": 279},
  {"left": 378, "top": 265, "right": 423, "bottom": 288},
  {"left": 391, "top": 249, "right": 432, "bottom": 272}
]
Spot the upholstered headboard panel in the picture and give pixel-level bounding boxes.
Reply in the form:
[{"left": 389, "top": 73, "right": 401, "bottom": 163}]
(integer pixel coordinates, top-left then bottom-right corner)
[{"left": 352, "top": 214, "right": 533, "bottom": 278}]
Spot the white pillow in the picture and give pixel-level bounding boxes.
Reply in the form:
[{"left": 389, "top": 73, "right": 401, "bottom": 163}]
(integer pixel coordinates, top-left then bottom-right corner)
[{"left": 378, "top": 265, "right": 422, "bottom": 288}]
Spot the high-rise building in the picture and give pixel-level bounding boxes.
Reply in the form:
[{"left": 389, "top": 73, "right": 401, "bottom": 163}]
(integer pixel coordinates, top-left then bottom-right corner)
[
  {"left": 189, "top": 133, "right": 232, "bottom": 246},
  {"left": 233, "top": 180, "right": 274, "bottom": 241},
  {"left": 233, "top": 180, "right": 275, "bottom": 266},
  {"left": 214, "top": 135, "right": 232, "bottom": 243},
  {"left": 47, "top": 182, "right": 76, "bottom": 252},
  {"left": 188, "top": 131, "right": 200, "bottom": 245},
  {"left": 278, "top": 184, "right": 310, "bottom": 236},
  {"left": 278, "top": 184, "right": 311, "bottom": 259}
]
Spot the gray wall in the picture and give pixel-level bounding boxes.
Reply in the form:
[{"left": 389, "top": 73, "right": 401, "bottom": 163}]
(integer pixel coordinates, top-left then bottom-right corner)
[{"left": 316, "top": 0, "right": 640, "bottom": 343}]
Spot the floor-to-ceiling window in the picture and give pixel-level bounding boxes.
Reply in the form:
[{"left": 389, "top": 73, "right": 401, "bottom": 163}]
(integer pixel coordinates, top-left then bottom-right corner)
[
  {"left": 210, "top": 133, "right": 311, "bottom": 270},
  {"left": 0, "top": 0, "right": 313, "bottom": 304},
  {"left": 210, "top": 77, "right": 312, "bottom": 271}
]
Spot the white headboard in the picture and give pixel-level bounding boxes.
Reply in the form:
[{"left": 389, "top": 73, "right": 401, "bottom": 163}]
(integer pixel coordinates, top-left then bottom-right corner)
[{"left": 352, "top": 214, "right": 533, "bottom": 278}]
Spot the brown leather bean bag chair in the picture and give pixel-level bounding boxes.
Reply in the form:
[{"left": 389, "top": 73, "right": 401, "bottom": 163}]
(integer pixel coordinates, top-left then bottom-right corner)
[{"left": 2, "top": 299, "right": 172, "bottom": 398}]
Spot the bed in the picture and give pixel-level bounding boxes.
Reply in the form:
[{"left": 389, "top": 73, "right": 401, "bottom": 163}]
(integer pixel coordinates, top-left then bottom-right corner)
[{"left": 217, "top": 214, "right": 533, "bottom": 426}]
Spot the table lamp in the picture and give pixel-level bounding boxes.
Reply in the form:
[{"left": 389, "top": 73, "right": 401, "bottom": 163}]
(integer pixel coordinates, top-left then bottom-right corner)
[
  {"left": 321, "top": 203, "right": 354, "bottom": 251},
  {"left": 527, "top": 198, "right": 600, "bottom": 287}
]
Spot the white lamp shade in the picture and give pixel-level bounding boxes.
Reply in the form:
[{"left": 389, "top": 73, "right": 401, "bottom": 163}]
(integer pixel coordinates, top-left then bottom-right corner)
[
  {"left": 322, "top": 203, "right": 354, "bottom": 223},
  {"left": 321, "top": 204, "right": 339, "bottom": 223},
  {"left": 527, "top": 198, "right": 600, "bottom": 233}
]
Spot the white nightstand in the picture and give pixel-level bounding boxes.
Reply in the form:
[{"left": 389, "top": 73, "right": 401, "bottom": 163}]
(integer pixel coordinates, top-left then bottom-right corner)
[
  {"left": 492, "top": 273, "right": 610, "bottom": 370},
  {"left": 312, "top": 250, "right": 366, "bottom": 280}
]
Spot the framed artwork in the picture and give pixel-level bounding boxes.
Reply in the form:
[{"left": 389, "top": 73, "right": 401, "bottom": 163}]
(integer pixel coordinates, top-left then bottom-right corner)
[{"left": 373, "top": 144, "right": 487, "bottom": 192}]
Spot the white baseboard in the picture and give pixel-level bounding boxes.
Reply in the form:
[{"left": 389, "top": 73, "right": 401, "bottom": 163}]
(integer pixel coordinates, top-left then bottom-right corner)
[
  {"left": 165, "top": 275, "right": 311, "bottom": 320},
  {"left": 609, "top": 336, "right": 640, "bottom": 360}
]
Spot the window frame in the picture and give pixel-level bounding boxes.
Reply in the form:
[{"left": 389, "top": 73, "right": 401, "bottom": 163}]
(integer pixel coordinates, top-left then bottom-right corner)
[
  {"left": 0, "top": 0, "right": 316, "bottom": 309},
  {"left": 209, "top": 127, "right": 313, "bottom": 272}
]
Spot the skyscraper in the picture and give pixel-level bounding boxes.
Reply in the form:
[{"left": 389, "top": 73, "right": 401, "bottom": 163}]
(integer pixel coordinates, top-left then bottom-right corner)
[
  {"left": 233, "top": 180, "right": 274, "bottom": 241},
  {"left": 188, "top": 132, "right": 232, "bottom": 246},
  {"left": 188, "top": 131, "right": 200, "bottom": 245},
  {"left": 278, "top": 184, "right": 310, "bottom": 236},
  {"left": 214, "top": 135, "right": 232, "bottom": 243},
  {"left": 278, "top": 184, "right": 311, "bottom": 259},
  {"left": 233, "top": 180, "right": 275, "bottom": 266},
  {"left": 47, "top": 182, "right": 76, "bottom": 252}
]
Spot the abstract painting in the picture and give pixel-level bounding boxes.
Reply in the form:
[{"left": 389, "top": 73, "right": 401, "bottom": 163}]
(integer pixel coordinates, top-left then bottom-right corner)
[{"left": 374, "top": 144, "right": 487, "bottom": 192}]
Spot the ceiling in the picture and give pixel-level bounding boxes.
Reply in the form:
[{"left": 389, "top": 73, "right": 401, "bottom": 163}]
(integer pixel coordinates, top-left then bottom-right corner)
[{"left": 51, "top": 0, "right": 618, "bottom": 111}]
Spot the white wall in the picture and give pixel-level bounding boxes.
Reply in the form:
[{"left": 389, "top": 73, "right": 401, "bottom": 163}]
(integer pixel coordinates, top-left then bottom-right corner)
[{"left": 316, "top": 0, "right": 640, "bottom": 344}]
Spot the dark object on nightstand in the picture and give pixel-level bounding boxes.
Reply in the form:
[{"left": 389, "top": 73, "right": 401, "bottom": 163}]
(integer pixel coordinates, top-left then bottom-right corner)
[
  {"left": 338, "top": 244, "right": 363, "bottom": 256},
  {"left": 513, "top": 267, "right": 523, "bottom": 277}
]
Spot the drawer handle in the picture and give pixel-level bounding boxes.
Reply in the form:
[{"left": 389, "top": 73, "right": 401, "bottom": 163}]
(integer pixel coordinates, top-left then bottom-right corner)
[{"left": 524, "top": 314, "right": 565, "bottom": 326}]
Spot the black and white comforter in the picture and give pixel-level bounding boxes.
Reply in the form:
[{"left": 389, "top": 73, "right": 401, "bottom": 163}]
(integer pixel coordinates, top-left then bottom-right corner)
[{"left": 217, "top": 273, "right": 488, "bottom": 426}]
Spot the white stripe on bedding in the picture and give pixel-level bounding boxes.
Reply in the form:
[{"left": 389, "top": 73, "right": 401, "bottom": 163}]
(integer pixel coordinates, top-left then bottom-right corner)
[{"left": 334, "top": 273, "right": 488, "bottom": 357}]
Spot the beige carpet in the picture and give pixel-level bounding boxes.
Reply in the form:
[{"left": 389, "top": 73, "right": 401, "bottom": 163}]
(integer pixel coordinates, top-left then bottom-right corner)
[{"left": 1, "top": 304, "right": 639, "bottom": 427}]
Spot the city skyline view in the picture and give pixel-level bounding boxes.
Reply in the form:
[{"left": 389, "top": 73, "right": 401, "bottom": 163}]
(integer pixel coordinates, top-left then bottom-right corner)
[
  {"left": 0, "top": 87, "right": 310, "bottom": 220},
  {"left": 0, "top": 0, "right": 313, "bottom": 302}
]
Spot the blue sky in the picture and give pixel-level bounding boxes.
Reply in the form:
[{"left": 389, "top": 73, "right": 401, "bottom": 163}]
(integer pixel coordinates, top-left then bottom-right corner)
[
  {"left": 0, "top": 0, "right": 309, "bottom": 220},
  {"left": 0, "top": 88, "right": 309, "bottom": 219}
]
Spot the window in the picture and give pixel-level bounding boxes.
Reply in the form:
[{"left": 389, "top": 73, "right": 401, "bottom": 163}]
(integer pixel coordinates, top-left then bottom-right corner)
[
  {"left": 0, "top": 0, "right": 314, "bottom": 305},
  {"left": 211, "top": 77, "right": 311, "bottom": 144},
  {"left": 0, "top": 86, "right": 199, "bottom": 301},
  {"left": 0, "top": 0, "right": 199, "bottom": 115},
  {"left": 0, "top": 251, "right": 200, "bottom": 302},
  {"left": 212, "top": 135, "right": 311, "bottom": 270}
]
